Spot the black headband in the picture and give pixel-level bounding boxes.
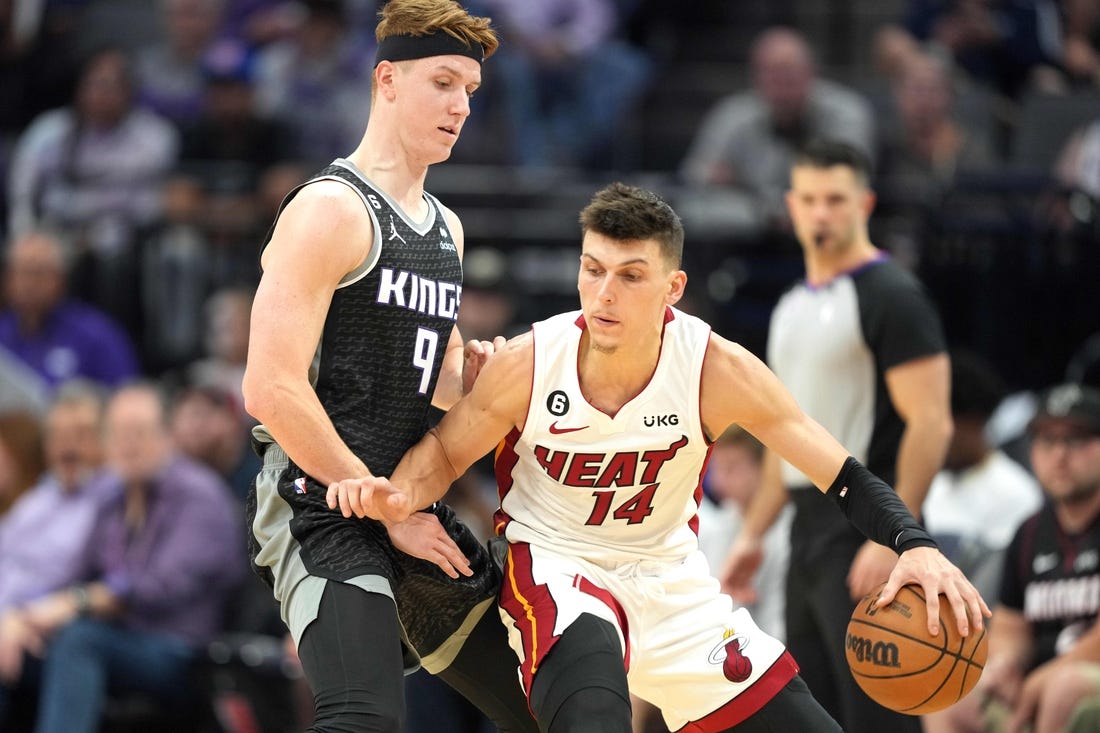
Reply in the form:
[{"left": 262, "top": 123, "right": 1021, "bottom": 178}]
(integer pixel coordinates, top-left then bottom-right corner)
[{"left": 374, "top": 32, "right": 484, "bottom": 67}]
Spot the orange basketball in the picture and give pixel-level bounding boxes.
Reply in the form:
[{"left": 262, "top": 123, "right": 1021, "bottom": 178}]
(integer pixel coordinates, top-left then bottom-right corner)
[{"left": 846, "top": 583, "right": 987, "bottom": 715}]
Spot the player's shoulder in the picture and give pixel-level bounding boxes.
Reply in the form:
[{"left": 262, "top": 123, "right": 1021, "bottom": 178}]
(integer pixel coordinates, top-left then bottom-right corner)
[
  {"left": 286, "top": 178, "right": 372, "bottom": 220},
  {"left": 474, "top": 332, "right": 535, "bottom": 408},
  {"left": 702, "top": 330, "right": 762, "bottom": 379},
  {"left": 499, "top": 331, "right": 534, "bottom": 366},
  {"left": 263, "top": 178, "right": 374, "bottom": 272},
  {"left": 274, "top": 178, "right": 376, "bottom": 244},
  {"left": 477, "top": 331, "right": 533, "bottom": 377}
]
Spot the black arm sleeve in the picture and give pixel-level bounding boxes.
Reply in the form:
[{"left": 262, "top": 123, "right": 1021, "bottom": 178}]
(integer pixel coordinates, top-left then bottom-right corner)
[{"left": 825, "top": 456, "right": 938, "bottom": 554}]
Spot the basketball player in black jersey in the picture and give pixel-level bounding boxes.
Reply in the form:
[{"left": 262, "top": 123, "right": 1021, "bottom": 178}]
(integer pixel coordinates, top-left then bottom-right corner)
[{"left": 241, "top": 2, "right": 535, "bottom": 731}]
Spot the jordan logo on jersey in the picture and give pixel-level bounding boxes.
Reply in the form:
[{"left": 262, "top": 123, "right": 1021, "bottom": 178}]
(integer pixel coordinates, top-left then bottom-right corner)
[
  {"left": 388, "top": 216, "right": 406, "bottom": 243},
  {"left": 376, "top": 268, "right": 461, "bottom": 320},
  {"left": 532, "top": 435, "right": 689, "bottom": 488}
]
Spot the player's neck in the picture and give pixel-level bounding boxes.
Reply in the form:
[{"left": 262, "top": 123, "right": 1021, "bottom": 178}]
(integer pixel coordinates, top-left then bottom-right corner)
[
  {"left": 347, "top": 129, "right": 430, "bottom": 216},
  {"left": 577, "top": 332, "right": 661, "bottom": 417}
]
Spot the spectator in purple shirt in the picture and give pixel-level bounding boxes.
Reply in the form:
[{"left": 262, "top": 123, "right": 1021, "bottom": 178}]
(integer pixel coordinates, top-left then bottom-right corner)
[
  {"left": 0, "top": 381, "right": 246, "bottom": 733},
  {"left": 0, "top": 381, "right": 112, "bottom": 688},
  {"left": 0, "top": 230, "right": 140, "bottom": 389}
]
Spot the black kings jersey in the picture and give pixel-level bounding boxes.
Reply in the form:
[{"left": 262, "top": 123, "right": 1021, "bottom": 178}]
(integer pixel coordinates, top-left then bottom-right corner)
[
  {"left": 258, "top": 158, "right": 462, "bottom": 477},
  {"left": 248, "top": 161, "right": 502, "bottom": 659}
]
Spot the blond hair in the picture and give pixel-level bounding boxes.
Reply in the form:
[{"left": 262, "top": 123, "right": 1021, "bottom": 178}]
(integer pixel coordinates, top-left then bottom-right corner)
[{"left": 376, "top": 0, "right": 498, "bottom": 60}]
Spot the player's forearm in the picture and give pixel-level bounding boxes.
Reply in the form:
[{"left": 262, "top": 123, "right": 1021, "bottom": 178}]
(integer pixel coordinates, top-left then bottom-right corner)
[
  {"left": 391, "top": 428, "right": 462, "bottom": 509},
  {"left": 431, "top": 340, "right": 465, "bottom": 410},
  {"left": 243, "top": 374, "right": 369, "bottom": 484},
  {"left": 893, "top": 413, "right": 953, "bottom": 515},
  {"left": 431, "top": 324, "right": 470, "bottom": 410}
]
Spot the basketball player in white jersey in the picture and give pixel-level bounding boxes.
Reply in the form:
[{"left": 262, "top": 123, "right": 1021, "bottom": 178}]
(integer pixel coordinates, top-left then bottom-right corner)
[{"left": 329, "top": 182, "right": 991, "bottom": 732}]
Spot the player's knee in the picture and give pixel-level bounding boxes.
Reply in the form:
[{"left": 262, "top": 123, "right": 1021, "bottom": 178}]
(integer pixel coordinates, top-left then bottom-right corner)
[
  {"left": 529, "top": 613, "right": 630, "bottom": 733},
  {"left": 1035, "top": 663, "right": 1100, "bottom": 730},
  {"left": 311, "top": 692, "right": 405, "bottom": 733},
  {"left": 542, "top": 686, "right": 632, "bottom": 733}
]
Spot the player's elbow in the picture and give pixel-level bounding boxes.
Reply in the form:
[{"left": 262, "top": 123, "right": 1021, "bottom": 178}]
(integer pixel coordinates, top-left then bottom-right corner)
[{"left": 242, "top": 364, "right": 286, "bottom": 425}]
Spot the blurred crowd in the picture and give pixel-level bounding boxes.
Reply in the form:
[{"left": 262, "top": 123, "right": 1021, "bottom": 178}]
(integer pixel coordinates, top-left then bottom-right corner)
[{"left": 0, "top": 0, "right": 1097, "bottom": 731}]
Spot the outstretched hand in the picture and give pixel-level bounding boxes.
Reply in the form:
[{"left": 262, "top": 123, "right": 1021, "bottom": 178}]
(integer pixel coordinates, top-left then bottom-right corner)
[
  {"left": 876, "top": 546, "right": 991, "bottom": 638},
  {"left": 326, "top": 476, "right": 413, "bottom": 523}
]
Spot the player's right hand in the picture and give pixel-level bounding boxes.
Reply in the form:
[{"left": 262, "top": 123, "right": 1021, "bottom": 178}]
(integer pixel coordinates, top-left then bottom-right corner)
[
  {"left": 326, "top": 476, "right": 413, "bottom": 523},
  {"left": 719, "top": 535, "right": 764, "bottom": 603},
  {"left": 386, "top": 512, "right": 473, "bottom": 579}
]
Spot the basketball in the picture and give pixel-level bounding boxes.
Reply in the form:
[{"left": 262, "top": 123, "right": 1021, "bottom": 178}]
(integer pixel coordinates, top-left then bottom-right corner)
[{"left": 846, "top": 583, "right": 987, "bottom": 715}]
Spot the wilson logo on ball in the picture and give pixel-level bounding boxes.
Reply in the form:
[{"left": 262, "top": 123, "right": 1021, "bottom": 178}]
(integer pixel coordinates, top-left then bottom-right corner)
[
  {"left": 846, "top": 634, "right": 901, "bottom": 668},
  {"left": 846, "top": 583, "right": 988, "bottom": 715}
]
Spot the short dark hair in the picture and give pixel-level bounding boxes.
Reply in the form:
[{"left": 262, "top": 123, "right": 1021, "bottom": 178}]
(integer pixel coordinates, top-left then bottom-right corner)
[
  {"left": 579, "top": 182, "right": 684, "bottom": 268},
  {"left": 792, "top": 139, "right": 873, "bottom": 185},
  {"left": 949, "top": 349, "right": 1007, "bottom": 418}
]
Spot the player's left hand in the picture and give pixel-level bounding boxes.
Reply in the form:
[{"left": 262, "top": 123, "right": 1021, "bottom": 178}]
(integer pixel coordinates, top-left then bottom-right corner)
[
  {"left": 326, "top": 476, "right": 413, "bottom": 523},
  {"left": 877, "top": 546, "right": 991, "bottom": 639},
  {"left": 386, "top": 512, "right": 473, "bottom": 579},
  {"left": 462, "top": 336, "right": 507, "bottom": 394},
  {"left": 847, "top": 540, "right": 898, "bottom": 601}
]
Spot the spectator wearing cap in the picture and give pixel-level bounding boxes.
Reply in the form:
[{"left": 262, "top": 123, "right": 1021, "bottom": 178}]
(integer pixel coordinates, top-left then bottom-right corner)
[{"left": 925, "top": 382, "right": 1100, "bottom": 733}]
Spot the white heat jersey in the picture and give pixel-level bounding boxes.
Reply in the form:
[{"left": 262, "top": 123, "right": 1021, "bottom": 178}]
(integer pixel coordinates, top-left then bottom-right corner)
[{"left": 494, "top": 306, "right": 713, "bottom": 564}]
